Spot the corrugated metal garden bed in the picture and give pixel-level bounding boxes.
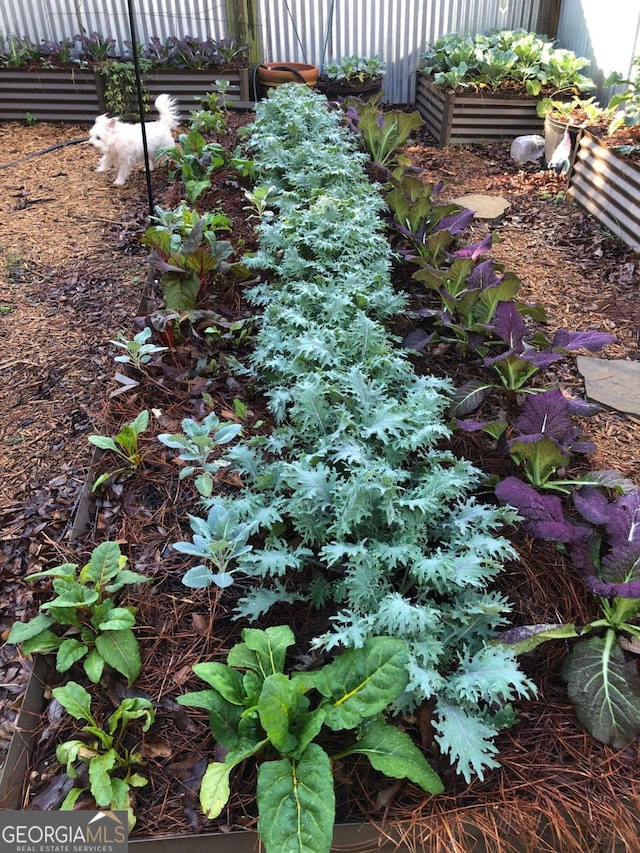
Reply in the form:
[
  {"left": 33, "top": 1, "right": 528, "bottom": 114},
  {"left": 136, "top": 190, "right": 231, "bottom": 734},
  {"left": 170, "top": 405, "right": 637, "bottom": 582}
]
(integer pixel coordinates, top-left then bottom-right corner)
[
  {"left": 415, "top": 75, "right": 544, "bottom": 145},
  {"left": 568, "top": 130, "right": 640, "bottom": 253}
]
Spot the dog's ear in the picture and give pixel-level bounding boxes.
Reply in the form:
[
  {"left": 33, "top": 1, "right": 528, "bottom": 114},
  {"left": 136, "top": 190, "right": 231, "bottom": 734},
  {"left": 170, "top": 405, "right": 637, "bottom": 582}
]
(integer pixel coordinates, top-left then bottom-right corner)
[{"left": 106, "top": 118, "right": 117, "bottom": 128}]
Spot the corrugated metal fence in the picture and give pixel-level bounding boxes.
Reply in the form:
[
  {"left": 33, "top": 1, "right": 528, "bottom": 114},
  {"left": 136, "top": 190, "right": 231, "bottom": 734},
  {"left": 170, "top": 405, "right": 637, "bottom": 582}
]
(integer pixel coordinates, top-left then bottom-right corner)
[{"left": 1, "top": 0, "right": 559, "bottom": 104}]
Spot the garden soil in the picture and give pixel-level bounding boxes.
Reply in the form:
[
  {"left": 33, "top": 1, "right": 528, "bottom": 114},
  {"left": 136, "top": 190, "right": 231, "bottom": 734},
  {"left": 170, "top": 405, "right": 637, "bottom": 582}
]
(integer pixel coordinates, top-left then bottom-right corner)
[{"left": 0, "top": 111, "right": 639, "bottom": 850}]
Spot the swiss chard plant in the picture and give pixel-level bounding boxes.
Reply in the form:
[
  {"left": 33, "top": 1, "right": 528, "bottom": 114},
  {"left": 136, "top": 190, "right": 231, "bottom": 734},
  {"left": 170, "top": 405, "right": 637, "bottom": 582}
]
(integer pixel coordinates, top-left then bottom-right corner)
[
  {"left": 171, "top": 84, "right": 536, "bottom": 782},
  {"left": 495, "top": 478, "right": 640, "bottom": 748},
  {"left": 52, "top": 681, "right": 154, "bottom": 828},
  {"left": 142, "top": 205, "right": 235, "bottom": 311},
  {"left": 159, "top": 130, "right": 229, "bottom": 204},
  {"left": 178, "top": 626, "right": 443, "bottom": 853},
  {"left": 7, "top": 541, "right": 149, "bottom": 684},
  {"left": 88, "top": 409, "right": 150, "bottom": 491}
]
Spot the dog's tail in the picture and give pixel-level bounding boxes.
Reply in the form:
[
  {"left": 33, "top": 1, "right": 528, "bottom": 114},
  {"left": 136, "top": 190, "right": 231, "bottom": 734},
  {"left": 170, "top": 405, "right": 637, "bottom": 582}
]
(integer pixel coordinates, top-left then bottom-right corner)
[{"left": 155, "top": 93, "right": 180, "bottom": 129}]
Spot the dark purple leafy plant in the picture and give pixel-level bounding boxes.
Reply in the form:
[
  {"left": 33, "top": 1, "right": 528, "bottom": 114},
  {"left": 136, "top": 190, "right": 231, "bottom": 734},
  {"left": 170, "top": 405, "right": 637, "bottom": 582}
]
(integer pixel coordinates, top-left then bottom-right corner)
[{"left": 495, "top": 477, "right": 640, "bottom": 749}]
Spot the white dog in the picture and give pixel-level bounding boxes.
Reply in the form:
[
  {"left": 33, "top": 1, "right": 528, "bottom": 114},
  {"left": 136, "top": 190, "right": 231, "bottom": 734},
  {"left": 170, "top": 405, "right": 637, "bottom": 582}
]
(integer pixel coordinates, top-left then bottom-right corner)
[{"left": 89, "top": 93, "right": 180, "bottom": 185}]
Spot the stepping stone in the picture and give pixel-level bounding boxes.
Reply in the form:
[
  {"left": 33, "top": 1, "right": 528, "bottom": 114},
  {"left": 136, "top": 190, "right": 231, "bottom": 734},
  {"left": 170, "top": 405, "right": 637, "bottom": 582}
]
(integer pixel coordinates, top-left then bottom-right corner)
[
  {"left": 451, "top": 193, "right": 511, "bottom": 220},
  {"left": 577, "top": 356, "right": 640, "bottom": 416}
]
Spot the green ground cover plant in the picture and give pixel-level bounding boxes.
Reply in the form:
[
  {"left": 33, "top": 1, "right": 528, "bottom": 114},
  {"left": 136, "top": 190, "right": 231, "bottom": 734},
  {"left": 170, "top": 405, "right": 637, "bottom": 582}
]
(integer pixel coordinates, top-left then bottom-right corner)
[{"left": 52, "top": 681, "right": 154, "bottom": 828}]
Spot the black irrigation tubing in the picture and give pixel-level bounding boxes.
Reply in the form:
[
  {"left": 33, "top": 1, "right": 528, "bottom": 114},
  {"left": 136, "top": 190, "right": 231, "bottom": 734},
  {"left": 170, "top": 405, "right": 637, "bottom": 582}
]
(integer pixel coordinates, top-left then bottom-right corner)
[{"left": 0, "top": 136, "right": 89, "bottom": 170}]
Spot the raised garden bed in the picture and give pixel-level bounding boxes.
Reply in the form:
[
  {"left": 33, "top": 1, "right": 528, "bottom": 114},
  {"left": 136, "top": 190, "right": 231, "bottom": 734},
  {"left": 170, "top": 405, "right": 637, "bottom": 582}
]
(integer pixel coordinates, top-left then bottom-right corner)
[
  {"left": 1, "top": 90, "right": 640, "bottom": 849},
  {"left": 415, "top": 76, "right": 544, "bottom": 145},
  {"left": 568, "top": 129, "right": 640, "bottom": 252},
  {"left": 0, "top": 68, "right": 102, "bottom": 122},
  {"left": 0, "top": 65, "right": 251, "bottom": 124}
]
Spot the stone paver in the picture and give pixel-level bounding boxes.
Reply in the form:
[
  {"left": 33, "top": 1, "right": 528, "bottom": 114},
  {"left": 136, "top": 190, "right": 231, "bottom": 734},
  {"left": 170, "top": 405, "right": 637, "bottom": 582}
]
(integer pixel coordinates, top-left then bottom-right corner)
[
  {"left": 451, "top": 193, "right": 511, "bottom": 220},
  {"left": 577, "top": 356, "right": 640, "bottom": 416}
]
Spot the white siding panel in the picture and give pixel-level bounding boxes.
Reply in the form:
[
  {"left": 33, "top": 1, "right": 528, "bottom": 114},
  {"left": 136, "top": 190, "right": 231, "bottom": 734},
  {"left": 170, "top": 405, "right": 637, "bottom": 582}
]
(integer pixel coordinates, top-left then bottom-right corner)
[{"left": 556, "top": 0, "right": 640, "bottom": 104}]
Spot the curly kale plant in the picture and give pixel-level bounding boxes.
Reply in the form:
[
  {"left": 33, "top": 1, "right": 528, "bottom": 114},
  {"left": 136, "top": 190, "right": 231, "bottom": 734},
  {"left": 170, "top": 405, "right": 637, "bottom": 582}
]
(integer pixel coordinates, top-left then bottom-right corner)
[{"left": 172, "top": 84, "right": 535, "bottom": 782}]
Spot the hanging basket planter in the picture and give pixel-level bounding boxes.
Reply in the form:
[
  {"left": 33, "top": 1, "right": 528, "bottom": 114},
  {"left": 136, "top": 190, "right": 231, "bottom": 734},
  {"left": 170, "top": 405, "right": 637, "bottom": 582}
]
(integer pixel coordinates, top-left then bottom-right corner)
[{"left": 255, "top": 62, "right": 318, "bottom": 98}]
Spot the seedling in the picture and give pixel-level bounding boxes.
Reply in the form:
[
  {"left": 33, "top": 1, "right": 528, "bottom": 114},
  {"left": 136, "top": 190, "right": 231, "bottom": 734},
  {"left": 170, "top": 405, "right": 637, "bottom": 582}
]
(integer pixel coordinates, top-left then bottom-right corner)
[
  {"left": 88, "top": 410, "right": 150, "bottom": 491},
  {"left": 158, "top": 410, "right": 242, "bottom": 497},
  {"left": 53, "top": 681, "right": 154, "bottom": 829},
  {"left": 171, "top": 502, "right": 253, "bottom": 587},
  {"left": 110, "top": 327, "right": 169, "bottom": 369}
]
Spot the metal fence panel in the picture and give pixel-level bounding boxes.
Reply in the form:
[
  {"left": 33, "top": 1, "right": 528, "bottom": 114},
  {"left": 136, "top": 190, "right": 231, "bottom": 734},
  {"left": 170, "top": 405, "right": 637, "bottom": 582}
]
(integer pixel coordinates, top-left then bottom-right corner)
[
  {"left": 2, "top": 0, "right": 558, "bottom": 103},
  {"left": 256, "top": 0, "right": 551, "bottom": 103},
  {"left": 0, "top": 0, "right": 231, "bottom": 56}
]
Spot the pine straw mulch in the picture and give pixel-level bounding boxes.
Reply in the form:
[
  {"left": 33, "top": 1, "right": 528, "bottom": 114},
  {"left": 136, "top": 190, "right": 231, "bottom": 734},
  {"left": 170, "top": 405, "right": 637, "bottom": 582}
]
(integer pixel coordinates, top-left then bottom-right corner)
[{"left": 1, "top": 109, "right": 640, "bottom": 851}]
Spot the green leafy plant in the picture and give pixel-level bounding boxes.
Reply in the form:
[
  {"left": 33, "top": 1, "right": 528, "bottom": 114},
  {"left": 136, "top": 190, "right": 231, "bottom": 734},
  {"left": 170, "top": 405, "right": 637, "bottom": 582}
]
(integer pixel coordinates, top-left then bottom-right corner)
[
  {"left": 181, "top": 84, "right": 537, "bottom": 782},
  {"left": 606, "top": 55, "right": 640, "bottom": 131},
  {"left": 178, "top": 626, "right": 443, "bottom": 853},
  {"left": 419, "top": 29, "right": 594, "bottom": 96},
  {"left": 110, "top": 327, "right": 168, "bottom": 369},
  {"left": 53, "top": 681, "right": 154, "bottom": 828},
  {"left": 159, "top": 130, "right": 229, "bottom": 203},
  {"left": 75, "top": 31, "right": 116, "bottom": 63},
  {"left": 346, "top": 95, "right": 424, "bottom": 169},
  {"left": 0, "top": 33, "right": 42, "bottom": 67},
  {"left": 171, "top": 502, "right": 254, "bottom": 588},
  {"left": 324, "top": 54, "right": 386, "bottom": 82},
  {"left": 158, "top": 410, "right": 242, "bottom": 497},
  {"left": 242, "top": 183, "right": 276, "bottom": 219},
  {"left": 97, "top": 59, "right": 152, "bottom": 118},
  {"left": 142, "top": 204, "right": 235, "bottom": 311},
  {"left": 536, "top": 94, "right": 613, "bottom": 122},
  {"left": 7, "top": 541, "right": 149, "bottom": 684},
  {"left": 88, "top": 409, "right": 150, "bottom": 491},
  {"left": 39, "top": 37, "right": 77, "bottom": 67},
  {"left": 189, "top": 80, "right": 231, "bottom": 134}
]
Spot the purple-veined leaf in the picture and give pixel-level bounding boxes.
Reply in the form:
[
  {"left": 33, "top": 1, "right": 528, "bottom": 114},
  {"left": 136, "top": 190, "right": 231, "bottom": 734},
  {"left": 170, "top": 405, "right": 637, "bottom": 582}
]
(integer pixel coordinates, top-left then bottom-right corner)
[
  {"left": 552, "top": 328, "right": 616, "bottom": 353},
  {"left": 562, "top": 391, "right": 600, "bottom": 417},
  {"left": 516, "top": 388, "right": 570, "bottom": 440},
  {"left": 466, "top": 259, "right": 501, "bottom": 291},
  {"left": 448, "top": 379, "right": 495, "bottom": 418},
  {"left": 455, "top": 418, "right": 491, "bottom": 432},
  {"left": 437, "top": 207, "right": 475, "bottom": 235},
  {"left": 495, "top": 476, "right": 589, "bottom": 543},
  {"left": 562, "top": 636, "right": 640, "bottom": 748},
  {"left": 499, "top": 622, "right": 581, "bottom": 654},
  {"left": 492, "top": 300, "right": 529, "bottom": 350},
  {"left": 402, "top": 328, "right": 434, "bottom": 351},
  {"left": 574, "top": 487, "right": 640, "bottom": 549},
  {"left": 452, "top": 233, "right": 494, "bottom": 260}
]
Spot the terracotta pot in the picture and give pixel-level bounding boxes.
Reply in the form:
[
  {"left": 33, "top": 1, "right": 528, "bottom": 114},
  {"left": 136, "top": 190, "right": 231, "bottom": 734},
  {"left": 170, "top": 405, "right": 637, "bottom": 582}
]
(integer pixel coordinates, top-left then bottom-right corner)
[{"left": 255, "top": 62, "right": 318, "bottom": 98}]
